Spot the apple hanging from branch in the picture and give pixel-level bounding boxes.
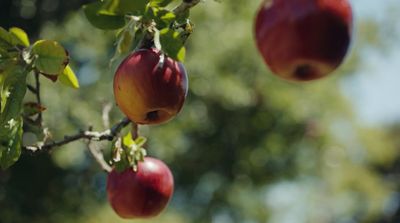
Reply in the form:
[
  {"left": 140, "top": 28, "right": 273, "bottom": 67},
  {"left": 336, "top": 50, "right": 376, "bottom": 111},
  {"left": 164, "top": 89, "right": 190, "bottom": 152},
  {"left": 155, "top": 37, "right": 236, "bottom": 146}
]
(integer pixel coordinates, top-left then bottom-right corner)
[
  {"left": 113, "top": 48, "right": 188, "bottom": 125},
  {"left": 254, "top": 0, "right": 353, "bottom": 81},
  {"left": 107, "top": 157, "right": 174, "bottom": 219}
]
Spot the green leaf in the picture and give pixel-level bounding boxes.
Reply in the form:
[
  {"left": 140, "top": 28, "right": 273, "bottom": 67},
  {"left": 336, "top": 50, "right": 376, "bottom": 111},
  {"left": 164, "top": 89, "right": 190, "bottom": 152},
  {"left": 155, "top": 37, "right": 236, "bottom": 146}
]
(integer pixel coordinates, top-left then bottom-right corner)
[
  {"left": 0, "top": 116, "right": 23, "bottom": 169},
  {"left": 114, "top": 159, "right": 128, "bottom": 172},
  {"left": 32, "top": 40, "right": 68, "bottom": 75},
  {"left": 117, "top": 0, "right": 149, "bottom": 15},
  {"left": 0, "top": 63, "right": 12, "bottom": 113},
  {"left": 99, "top": 0, "right": 120, "bottom": 15},
  {"left": 134, "top": 136, "right": 147, "bottom": 147},
  {"left": 132, "top": 29, "right": 145, "bottom": 50},
  {"left": 96, "top": 0, "right": 149, "bottom": 16},
  {"left": 176, "top": 9, "right": 190, "bottom": 23},
  {"left": 160, "top": 10, "right": 176, "bottom": 22},
  {"left": 150, "top": 0, "right": 174, "bottom": 7},
  {"left": 0, "top": 47, "right": 8, "bottom": 57},
  {"left": 9, "top": 27, "right": 30, "bottom": 47},
  {"left": 112, "top": 138, "right": 129, "bottom": 172},
  {"left": 117, "top": 29, "right": 135, "bottom": 54},
  {"left": 0, "top": 77, "right": 10, "bottom": 114},
  {"left": 0, "top": 27, "right": 30, "bottom": 50},
  {"left": 159, "top": 28, "right": 186, "bottom": 61},
  {"left": 0, "top": 66, "right": 27, "bottom": 125},
  {"left": 59, "top": 65, "right": 79, "bottom": 89},
  {"left": 112, "top": 133, "right": 147, "bottom": 173},
  {"left": 123, "top": 132, "right": 135, "bottom": 147},
  {"left": 147, "top": 7, "right": 176, "bottom": 28},
  {"left": 83, "top": 2, "right": 126, "bottom": 30},
  {"left": 0, "top": 61, "right": 26, "bottom": 116},
  {"left": 0, "top": 66, "right": 28, "bottom": 169},
  {"left": 0, "top": 27, "right": 14, "bottom": 49},
  {"left": 0, "top": 57, "right": 18, "bottom": 73}
]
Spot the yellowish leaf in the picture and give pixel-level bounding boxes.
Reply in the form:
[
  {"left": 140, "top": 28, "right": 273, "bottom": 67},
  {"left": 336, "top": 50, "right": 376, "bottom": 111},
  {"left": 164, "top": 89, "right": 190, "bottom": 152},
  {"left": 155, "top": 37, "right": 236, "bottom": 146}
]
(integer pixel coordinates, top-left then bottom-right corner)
[
  {"left": 59, "top": 65, "right": 79, "bottom": 89},
  {"left": 9, "top": 27, "right": 30, "bottom": 47}
]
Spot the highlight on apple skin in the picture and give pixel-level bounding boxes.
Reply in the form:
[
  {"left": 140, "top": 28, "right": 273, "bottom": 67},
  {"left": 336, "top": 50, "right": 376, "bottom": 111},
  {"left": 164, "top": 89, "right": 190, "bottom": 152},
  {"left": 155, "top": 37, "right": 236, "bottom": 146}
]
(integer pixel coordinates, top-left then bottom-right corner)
[
  {"left": 106, "top": 157, "right": 174, "bottom": 219},
  {"left": 254, "top": 0, "right": 353, "bottom": 81},
  {"left": 113, "top": 48, "right": 188, "bottom": 125}
]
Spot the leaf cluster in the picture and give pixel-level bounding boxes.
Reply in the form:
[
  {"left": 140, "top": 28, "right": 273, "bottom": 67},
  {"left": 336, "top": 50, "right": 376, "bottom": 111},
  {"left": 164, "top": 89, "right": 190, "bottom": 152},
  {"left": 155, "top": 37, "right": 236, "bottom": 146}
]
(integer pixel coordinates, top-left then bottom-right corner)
[
  {"left": 0, "top": 27, "right": 80, "bottom": 169},
  {"left": 83, "top": 0, "right": 191, "bottom": 61},
  {"left": 111, "top": 132, "right": 147, "bottom": 172}
]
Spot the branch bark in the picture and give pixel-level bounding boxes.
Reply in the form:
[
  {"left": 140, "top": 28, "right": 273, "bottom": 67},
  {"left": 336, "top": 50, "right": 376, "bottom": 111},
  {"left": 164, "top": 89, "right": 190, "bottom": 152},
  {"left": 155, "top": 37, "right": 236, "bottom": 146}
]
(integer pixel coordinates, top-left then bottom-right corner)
[
  {"left": 87, "top": 142, "right": 112, "bottom": 173},
  {"left": 102, "top": 102, "right": 113, "bottom": 129},
  {"left": 24, "top": 117, "right": 131, "bottom": 153}
]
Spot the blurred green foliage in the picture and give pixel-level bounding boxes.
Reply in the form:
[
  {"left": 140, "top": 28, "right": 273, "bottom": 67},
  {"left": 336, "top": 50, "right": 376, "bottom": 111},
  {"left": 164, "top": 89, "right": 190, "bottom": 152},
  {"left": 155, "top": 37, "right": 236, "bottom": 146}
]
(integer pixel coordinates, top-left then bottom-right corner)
[{"left": 1, "top": 0, "right": 400, "bottom": 223}]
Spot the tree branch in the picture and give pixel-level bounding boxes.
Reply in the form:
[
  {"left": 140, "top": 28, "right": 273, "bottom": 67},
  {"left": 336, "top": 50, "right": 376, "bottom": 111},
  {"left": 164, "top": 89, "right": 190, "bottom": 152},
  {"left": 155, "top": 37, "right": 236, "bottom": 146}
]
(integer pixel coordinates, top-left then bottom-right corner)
[
  {"left": 24, "top": 117, "right": 131, "bottom": 153},
  {"left": 102, "top": 102, "right": 113, "bottom": 129},
  {"left": 87, "top": 141, "right": 112, "bottom": 173}
]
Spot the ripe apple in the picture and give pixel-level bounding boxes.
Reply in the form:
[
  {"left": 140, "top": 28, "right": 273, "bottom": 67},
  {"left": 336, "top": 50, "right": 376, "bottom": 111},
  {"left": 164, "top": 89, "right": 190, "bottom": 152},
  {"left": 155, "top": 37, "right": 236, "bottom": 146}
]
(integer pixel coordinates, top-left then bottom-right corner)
[
  {"left": 254, "top": 0, "right": 353, "bottom": 81},
  {"left": 113, "top": 48, "right": 188, "bottom": 124},
  {"left": 107, "top": 157, "right": 174, "bottom": 219}
]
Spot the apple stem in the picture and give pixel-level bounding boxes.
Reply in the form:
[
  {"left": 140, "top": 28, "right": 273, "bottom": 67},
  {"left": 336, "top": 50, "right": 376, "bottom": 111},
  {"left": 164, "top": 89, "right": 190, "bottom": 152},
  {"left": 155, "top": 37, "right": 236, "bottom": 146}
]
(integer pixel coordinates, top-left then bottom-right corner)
[
  {"left": 131, "top": 123, "right": 138, "bottom": 140},
  {"left": 137, "top": 32, "right": 154, "bottom": 50}
]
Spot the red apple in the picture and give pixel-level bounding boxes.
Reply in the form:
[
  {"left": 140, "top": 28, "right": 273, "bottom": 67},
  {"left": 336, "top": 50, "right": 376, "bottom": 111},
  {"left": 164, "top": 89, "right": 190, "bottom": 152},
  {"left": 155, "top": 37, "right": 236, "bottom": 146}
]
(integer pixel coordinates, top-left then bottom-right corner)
[
  {"left": 254, "top": 0, "right": 353, "bottom": 81},
  {"left": 107, "top": 157, "right": 174, "bottom": 219},
  {"left": 113, "top": 48, "right": 188, "bottom": 124}
]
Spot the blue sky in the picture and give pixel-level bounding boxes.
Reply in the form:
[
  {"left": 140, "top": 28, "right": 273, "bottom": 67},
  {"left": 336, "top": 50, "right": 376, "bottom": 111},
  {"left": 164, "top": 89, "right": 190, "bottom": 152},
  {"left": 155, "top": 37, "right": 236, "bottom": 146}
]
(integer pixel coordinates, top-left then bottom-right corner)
[{"left": 341, "top": 0, "right": 400, "bottom": 126}]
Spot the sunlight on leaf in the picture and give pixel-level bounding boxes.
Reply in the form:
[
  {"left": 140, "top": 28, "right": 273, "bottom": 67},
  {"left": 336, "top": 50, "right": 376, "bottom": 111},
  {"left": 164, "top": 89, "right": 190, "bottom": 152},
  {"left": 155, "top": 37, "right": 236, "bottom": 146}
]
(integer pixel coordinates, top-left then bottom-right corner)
[
  {"left": 32, "top": 40, "right": 68, "bottom": 75},
  {"left": 59, "top": 65, "right": 80, "bottom": 89},
  {"left": 9, "top": 27, "right": 30, "bottom": 47}
]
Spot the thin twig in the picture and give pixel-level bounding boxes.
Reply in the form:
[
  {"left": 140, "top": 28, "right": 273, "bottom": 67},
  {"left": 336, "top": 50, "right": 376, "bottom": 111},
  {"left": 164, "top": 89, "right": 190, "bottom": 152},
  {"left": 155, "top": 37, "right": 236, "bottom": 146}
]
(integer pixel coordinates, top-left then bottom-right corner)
[
  {"left": 34, "top": 72, "right": 42, "bottom": 125},
  {"left": 26, "top": 84, "right": 37, "bottom": 94},
  {"left": 102, "top": 102, "right": 113, "bottom": 129},
  {"left": 24, "top": 117, "right": 131, "bottom": 153},
  {"left": 87, "top": 141, "right": 112, "bottom": 173}
]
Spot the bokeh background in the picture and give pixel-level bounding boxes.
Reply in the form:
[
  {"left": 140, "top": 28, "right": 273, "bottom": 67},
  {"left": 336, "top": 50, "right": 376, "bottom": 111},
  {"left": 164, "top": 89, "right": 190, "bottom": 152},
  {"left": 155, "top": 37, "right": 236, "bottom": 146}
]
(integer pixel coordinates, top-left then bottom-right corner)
[{"left": 1, "top": 0, "right": 400, "bottom": 222}]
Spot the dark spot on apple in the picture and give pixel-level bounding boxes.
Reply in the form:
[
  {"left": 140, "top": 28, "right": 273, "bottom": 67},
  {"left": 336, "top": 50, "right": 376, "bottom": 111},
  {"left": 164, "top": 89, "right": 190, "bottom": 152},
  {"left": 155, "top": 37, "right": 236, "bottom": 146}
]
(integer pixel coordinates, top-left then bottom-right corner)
[
  {"left": 311, "top": 11, "right": 351, "bottom": 63},
  {"left": 146, "top": 110, "right": 159, "bottom": 121},
  {"left": 294, "top": 64, "right": 317, "bottom": 81},
  {"left": 118, "top": 85, "right": 121, "bottom": 90}
]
